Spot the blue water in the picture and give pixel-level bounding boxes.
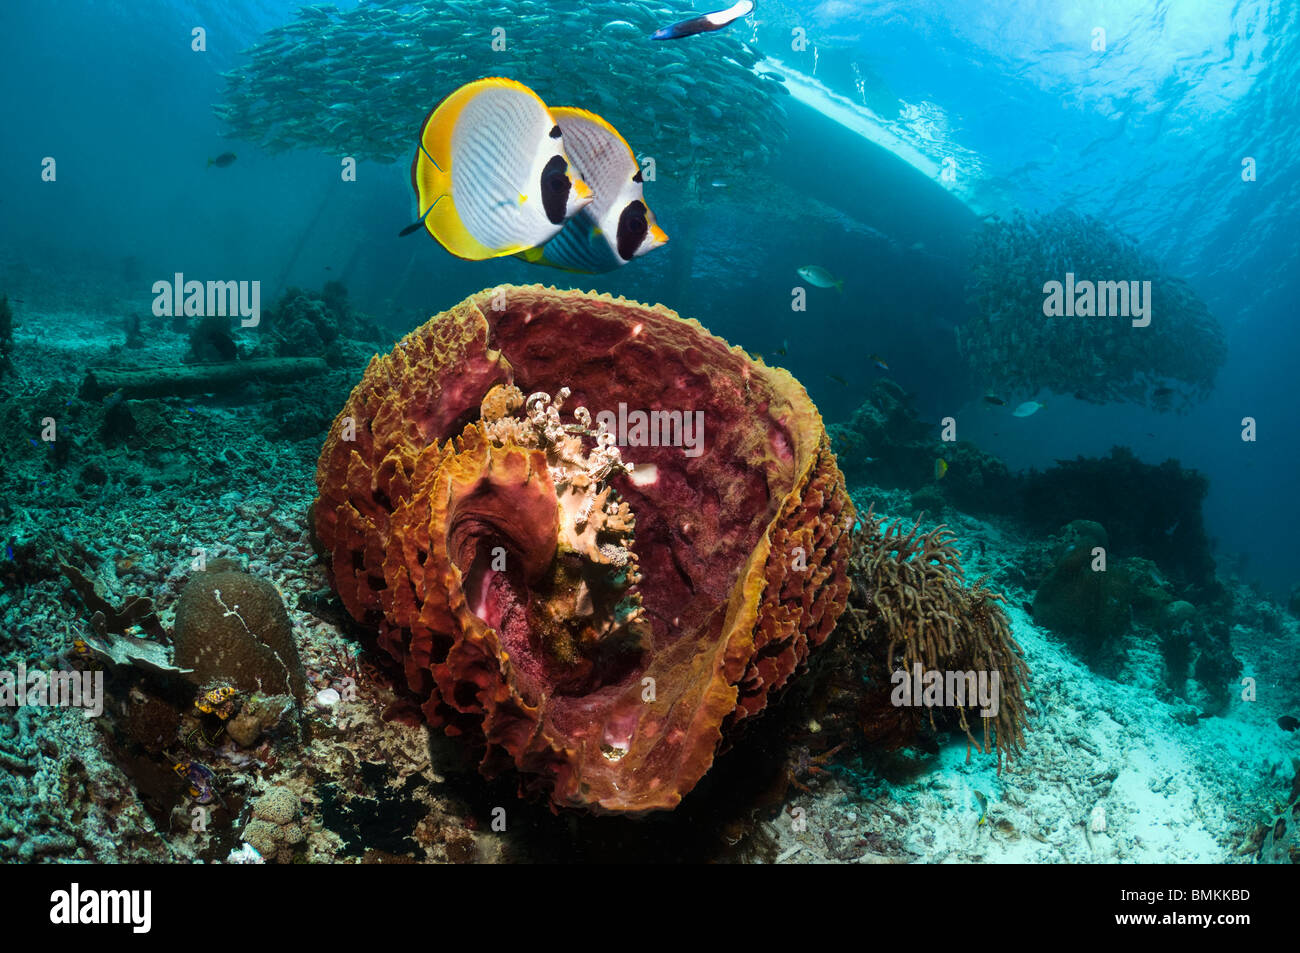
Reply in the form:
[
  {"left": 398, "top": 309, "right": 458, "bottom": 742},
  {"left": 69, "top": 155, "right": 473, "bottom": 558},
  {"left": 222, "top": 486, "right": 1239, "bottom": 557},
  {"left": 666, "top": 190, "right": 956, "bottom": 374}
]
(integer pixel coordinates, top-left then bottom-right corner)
[{"left": 1, "top": 0, "right": 1297, "bottom": 595}]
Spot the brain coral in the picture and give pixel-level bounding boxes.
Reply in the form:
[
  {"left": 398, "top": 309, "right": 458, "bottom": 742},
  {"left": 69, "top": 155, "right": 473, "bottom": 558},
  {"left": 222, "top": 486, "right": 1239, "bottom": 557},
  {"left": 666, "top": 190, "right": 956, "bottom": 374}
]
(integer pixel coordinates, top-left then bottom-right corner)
[
  {"left": 173, "top": 565, "right": 306, "bottom": 701},
  {"left": 313, "top": 285, "right": 853, "bottom": 813}
]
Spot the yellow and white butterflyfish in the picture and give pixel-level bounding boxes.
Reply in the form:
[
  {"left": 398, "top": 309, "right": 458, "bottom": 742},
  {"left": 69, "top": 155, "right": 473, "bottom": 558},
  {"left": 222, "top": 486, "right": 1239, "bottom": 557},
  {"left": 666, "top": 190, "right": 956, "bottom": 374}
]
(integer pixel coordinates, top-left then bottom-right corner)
[
  {"left": 399, "top": 77, "right": 592, "bottom": 259},
  {"left": 516, "top": 106, "right": 668, "bottom": 274}
]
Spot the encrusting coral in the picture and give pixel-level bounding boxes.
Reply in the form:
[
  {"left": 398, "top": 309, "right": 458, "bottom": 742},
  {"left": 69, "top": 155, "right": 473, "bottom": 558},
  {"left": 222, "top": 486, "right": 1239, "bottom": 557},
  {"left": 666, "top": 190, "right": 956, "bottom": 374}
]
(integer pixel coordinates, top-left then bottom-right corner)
[
  {"left": 239, "top": 785, "right": 304, "bottom": 863},
  {"left": 838, "top": 506, "right": 1029, "bottom": 769},
  {"left": 313, "top": 285, "right": 853, "bottom": 814}
]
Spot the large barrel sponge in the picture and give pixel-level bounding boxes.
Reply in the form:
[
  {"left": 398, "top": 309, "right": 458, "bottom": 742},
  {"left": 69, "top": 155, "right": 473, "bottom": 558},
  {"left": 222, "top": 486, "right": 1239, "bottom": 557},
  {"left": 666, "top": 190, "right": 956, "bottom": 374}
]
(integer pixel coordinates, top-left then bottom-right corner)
[
  {"left": 173, "top": 568, "right": 306, "bottom": 700},
  {"left": 313, "top": 285, "right": 854, "bottom": 814}
]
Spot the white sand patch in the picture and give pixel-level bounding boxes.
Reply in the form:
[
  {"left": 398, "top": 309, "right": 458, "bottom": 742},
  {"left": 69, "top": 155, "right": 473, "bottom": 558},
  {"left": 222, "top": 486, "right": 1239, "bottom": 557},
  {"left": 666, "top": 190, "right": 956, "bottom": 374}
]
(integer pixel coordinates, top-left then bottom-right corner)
[{"left": 768, "top": 507, "right": 1294, "bottom": 863}]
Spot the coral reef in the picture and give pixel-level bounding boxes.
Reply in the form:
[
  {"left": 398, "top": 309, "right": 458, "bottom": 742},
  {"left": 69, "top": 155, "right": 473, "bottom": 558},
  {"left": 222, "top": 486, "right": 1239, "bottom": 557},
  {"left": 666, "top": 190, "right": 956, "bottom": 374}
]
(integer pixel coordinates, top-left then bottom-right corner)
[
  {"left": 183, "top": 314, "right": 238, "bottom": 364},
  {"left": 251, "top": 284, "right": 382, "bottom": 366},
  {"left": 0, "top": 294, "right": 13, "bottom": 374},
  {"left": 226, "top": 692, "right": 295, "bottom": 747},
  {"left": 1158, "top": 610, "right": 1241, "bottom": 708},
  {"left": 1022, "top": 520, "right": 1240, "bottom": 701},
  {"left": 172, "top": 563, "right": 307, "bottom": 700},
  {"left": 827, "top": 392, "right": 1216, "bottom": 593},
  {"left": 1020, "top": 447, "right": 1217, "bottom": 590},
  {"left": 313, "top": 285, "right": 853, "bottom": 813},
  {"left": 120, "top": 688, "right": 184, "bottom": 754},
  {"left": 1257, "top": 765, "right": 1300, "bottom": 864},
  {"left": 59, "top": 558, "right": 164, "bottom": 638},
  {"left": 958, "top": 209, "right": 1226, "bottom": 409},
  {"left": 123, "top": 314, "right": 145, "bottom": 350},
  {"left": 827, "top": 380, "right": 1017, "bottom": 516},
  {"left": 837, "top": 506, "right": 1029, "bottom": 768}
]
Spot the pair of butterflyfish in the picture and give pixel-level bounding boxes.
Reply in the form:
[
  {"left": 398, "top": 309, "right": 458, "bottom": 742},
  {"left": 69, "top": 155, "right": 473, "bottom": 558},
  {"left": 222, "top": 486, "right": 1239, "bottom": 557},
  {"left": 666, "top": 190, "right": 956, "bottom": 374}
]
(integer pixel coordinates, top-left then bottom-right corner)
[{"left": 400, "top": 77, "right": 666, "bottom": 273}]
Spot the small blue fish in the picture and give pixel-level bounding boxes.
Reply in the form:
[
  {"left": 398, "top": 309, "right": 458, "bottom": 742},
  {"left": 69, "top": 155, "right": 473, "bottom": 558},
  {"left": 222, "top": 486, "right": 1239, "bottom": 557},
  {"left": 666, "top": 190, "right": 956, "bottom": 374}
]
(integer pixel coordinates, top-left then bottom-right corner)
[
  {"left": 1012, "top": 400, "right": 1045, "bottom": 418},
  {"left": 651, "top": 0, "right": 754, "bottom": 40}
]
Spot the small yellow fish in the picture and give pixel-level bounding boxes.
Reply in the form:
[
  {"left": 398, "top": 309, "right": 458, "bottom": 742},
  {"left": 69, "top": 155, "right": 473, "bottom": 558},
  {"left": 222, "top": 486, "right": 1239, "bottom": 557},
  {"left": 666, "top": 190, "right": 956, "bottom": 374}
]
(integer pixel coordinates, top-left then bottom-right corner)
[{"left": 934, "top": 458, "right": 948, "bottom": 480}]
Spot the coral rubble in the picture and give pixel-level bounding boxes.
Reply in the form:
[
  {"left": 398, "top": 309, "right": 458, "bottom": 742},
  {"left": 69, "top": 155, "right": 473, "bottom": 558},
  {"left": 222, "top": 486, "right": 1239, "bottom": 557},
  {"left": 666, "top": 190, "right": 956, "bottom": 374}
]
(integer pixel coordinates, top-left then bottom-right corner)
[{"left": 313, "top": 285, "right": 853, "bottom": 813}]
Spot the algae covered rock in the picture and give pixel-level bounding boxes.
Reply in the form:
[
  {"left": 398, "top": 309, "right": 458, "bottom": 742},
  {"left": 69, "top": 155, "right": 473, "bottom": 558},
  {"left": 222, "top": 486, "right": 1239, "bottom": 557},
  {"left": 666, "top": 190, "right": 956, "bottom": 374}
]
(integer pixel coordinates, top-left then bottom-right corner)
[
  {"left": 226, "top": 693, "right": 295, "bottom": 747},
  {"left": 1031, "top": 520, "right": 1130, "bottom": 651},
  {"left": 1162, "top": 600, "right": 1197, "bottom": 631},
  {"left": 173, "top": 568, "right": 306, "bottom": 700}
]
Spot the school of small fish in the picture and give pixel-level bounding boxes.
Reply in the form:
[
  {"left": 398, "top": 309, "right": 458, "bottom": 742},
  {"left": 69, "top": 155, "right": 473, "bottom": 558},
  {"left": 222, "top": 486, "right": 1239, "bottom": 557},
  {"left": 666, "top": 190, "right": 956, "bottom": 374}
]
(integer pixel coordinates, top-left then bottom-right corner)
[{"left": 214, "top": 0, "right": 788, "bottom": 181}]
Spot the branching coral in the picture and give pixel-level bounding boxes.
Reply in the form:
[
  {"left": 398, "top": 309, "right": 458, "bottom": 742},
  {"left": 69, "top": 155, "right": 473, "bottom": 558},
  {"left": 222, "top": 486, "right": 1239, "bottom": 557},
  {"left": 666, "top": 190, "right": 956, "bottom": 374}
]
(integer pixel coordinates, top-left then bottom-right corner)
[
  {"left": 958, "top": 209, "right": 1226, "bottom": 410},
  {"left": 839, "top": 506, "right": 1029, "bottom": 768}
]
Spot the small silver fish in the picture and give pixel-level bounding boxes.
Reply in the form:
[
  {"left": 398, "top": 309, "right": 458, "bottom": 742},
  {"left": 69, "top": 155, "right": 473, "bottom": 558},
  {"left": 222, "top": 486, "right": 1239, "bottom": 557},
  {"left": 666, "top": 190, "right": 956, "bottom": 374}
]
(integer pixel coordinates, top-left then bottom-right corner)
[{"left": 798, "top": 265, "right": 843, "bottom": 292}]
